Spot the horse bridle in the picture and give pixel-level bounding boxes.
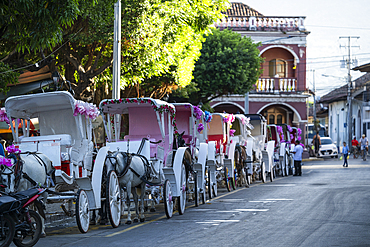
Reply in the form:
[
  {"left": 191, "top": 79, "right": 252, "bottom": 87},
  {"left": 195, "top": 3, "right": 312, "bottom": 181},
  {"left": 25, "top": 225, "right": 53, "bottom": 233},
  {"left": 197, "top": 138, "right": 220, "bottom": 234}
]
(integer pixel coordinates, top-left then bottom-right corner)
[{"left": 0, "top": 165, "right": 15, "bottom": 189}]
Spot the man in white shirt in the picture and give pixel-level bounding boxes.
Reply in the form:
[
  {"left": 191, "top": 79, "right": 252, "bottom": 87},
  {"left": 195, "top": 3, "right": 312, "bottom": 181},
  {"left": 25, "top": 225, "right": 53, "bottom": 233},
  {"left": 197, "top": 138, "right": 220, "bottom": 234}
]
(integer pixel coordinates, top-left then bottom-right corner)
[
  {"left": 292, "top": 140, "right": 304, "bottom": 176},
  {"left": 360, "top": 134, "right": 369, "bottom": 161}
]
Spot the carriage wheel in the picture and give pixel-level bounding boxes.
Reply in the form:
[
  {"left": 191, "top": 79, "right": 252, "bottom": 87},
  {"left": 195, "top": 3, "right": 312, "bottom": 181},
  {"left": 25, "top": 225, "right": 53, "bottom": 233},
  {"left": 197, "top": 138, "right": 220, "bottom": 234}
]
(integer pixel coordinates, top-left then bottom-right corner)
[
  {"left": 285, "top": 154, "right": 290, "bottom": 176},
  {"left": 194, "top": 171, "right": 199, "bottom": 207},
  {"left": 231, "top": 169, "right": 237, "bottom": 190},
  {"left": 76, "top": 189, "right": 90, "bottom": 233},
  {"left": 178, "top": 164, "right": 186, "bottom": 215},
  {"left": 270, "top": 167, "right": 274, "bottom": 182},
  {"left": 201, "top": 178, "right": 206, "bottom": 204},
  {"left": 106, "top": 170, "right": 121, "bottom": 228},
  {"left": 224, "top": 167, "right": 231, "bottom": 192},
  {"left": 164, "top": 179, "right": 173, "bottom": 218},
  {"left": 207, "top": 169, "right": 213, "bottom": 200},
  {"left": 261, "top": 162, "right": 266, "bottom": 183}
]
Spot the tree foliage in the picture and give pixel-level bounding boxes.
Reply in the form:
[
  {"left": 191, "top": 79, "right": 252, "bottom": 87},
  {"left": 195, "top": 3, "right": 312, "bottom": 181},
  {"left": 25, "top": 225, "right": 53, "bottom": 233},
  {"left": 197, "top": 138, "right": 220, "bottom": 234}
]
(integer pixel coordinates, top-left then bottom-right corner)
[
  {"left": 170, "top": 28, "right": 264, "bottom": 105},
  {"left": 0, "top": 0, "right": 229, "bottom": 103}
]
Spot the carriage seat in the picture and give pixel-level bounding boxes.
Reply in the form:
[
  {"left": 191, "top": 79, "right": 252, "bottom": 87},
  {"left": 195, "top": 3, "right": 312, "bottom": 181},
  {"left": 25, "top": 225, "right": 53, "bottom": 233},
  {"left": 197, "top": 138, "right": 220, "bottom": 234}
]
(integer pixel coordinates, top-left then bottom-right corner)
[{"left": 21, "top": 134, "right": 72, "bottom": 147}]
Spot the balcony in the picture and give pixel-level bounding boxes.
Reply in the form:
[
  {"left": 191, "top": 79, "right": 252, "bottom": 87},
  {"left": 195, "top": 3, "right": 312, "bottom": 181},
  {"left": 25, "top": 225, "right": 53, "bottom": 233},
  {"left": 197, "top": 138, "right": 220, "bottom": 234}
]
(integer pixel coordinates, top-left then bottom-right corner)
[
  {"left": 255, "top": 78, "right": 297, "bottom": 93},
  {"left": 215, "top": 16, "right": 306, "bottom": 32}
]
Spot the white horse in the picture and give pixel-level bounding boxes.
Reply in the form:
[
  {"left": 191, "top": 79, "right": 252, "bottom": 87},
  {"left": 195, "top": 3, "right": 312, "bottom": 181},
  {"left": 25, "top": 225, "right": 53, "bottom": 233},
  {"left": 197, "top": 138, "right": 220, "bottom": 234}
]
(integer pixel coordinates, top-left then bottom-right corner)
[
  {"left": 105, "top": 151, "right": 149, "bottom": 224},
  {"left": 0, "top": 152, "right": 54, "bottom": 237}
]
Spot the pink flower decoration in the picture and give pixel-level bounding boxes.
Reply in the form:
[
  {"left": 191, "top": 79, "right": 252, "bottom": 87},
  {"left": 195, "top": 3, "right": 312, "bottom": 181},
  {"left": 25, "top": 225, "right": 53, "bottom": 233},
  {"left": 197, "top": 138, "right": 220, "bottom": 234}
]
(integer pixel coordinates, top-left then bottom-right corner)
[
  {"left": 6, "top": 145, "right": 21, "bottom": 154},
  {"left": 297, "top": 136, "right": 302, "bottom": 141},
  {"left": 119, "top": 99, "right": 122, "bottom": 103},
  {"left": 0, "top": 157, "right": 12, "bottom": 167},
  {"left": 197, "top": 123, "right": 204, "bottom": 133},
  {"left": 290, "top": 134, "right": 294, "bottom": 140},
  {"left": 276, "top": 125, "right": 283, "bottom": 134},
  {"left": 74, "top": 101, "right": 99, "bottom": 119},
  {"left": 134, "top": 99, "right": 138, "bottom": 103},
  {"left": 126, "top": 99, "right": 130, "bottom": 103},
  {"left": 297, "top": 128, "right": 302, "bottom": 135},
  {"left": 193, "top": 106, "right": 202, "bottom": 120},
  {"left": 110, "top": 100, "right": 114, "bottom": 104},
  {"left": 299, "top": 143, "right": 305, "bottom": 148},
  {"left": 287, "top": 125, "right": 293, "bottom": 132},
  {"left": 230, "top": 129, "right": 236, "bottom": 136},
  {"left": 0, "top": 108, "right": 10, "bottom": 124}
]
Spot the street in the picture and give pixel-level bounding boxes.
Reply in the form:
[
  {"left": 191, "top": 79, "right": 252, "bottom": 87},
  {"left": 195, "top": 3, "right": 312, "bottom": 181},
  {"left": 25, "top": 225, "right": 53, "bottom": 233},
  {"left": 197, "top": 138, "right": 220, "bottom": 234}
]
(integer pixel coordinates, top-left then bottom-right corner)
[{"left": 36, "top": 157, "right": 370, "bottom": 247}]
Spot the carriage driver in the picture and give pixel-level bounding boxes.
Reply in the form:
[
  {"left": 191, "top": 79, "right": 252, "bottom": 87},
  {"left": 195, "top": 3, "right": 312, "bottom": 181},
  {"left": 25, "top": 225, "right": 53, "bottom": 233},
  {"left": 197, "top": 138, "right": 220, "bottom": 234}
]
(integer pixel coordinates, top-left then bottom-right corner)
[{"left": 292, "top": 140, "right": 303, "bottom": 176}]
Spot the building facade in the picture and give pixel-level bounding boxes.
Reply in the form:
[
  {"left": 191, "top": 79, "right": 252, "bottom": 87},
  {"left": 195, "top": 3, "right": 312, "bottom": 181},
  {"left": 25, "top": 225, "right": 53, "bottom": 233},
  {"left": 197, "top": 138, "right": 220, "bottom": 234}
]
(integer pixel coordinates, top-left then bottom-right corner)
[{"left": 210, "top": 2, "right": 310, "bottom": 142}]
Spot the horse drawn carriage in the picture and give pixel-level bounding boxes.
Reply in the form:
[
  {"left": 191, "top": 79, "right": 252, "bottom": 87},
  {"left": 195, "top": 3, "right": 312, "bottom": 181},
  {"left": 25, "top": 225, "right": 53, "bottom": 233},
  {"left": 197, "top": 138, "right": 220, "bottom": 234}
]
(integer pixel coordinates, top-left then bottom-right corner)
[
  {"left": 244, "top": 114, "right": 274, "bottom": 183},
  {"left": 207, "top": 113, "right": 238, "bottom": 191},
  {"left": 98, "top": 98, "right": 189, "bottom": 222},
  {"left": 172, "top": 103, "right": 209, "bottom": 206},
  {"left": 3, "top": 91, "right": 101, "bottom": 233}
]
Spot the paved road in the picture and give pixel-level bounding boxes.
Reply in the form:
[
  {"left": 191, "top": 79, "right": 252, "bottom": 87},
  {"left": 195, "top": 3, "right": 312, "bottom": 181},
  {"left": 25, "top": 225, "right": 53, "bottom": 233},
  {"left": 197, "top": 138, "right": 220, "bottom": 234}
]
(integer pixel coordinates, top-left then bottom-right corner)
[{"left": 33, "top": 156, "right": 370, "bottom": 247}]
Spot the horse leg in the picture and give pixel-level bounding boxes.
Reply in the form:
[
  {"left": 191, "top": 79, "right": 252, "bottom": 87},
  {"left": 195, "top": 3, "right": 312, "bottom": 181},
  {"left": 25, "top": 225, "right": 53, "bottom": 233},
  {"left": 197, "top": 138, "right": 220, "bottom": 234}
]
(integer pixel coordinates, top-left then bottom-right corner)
[
  {"left": 125, "top": 183, "right": 132, "bottom": 225},
  {"left": 133, "top": 187, "right": 139, "bottom": 223},
  {"left": 139, "top": 183, "right": 145, "bottom": 222}
]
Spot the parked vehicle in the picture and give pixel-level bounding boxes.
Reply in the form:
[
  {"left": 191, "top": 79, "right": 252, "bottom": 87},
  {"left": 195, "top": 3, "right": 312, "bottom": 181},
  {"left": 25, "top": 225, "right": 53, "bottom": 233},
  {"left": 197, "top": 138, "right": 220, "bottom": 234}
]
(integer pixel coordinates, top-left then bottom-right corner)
[
  {"left": 0, "top": 186, "right": 45, "bottom": 247},
  {"left": 318, "top": 137, "right": 338, "bottom": 158}
]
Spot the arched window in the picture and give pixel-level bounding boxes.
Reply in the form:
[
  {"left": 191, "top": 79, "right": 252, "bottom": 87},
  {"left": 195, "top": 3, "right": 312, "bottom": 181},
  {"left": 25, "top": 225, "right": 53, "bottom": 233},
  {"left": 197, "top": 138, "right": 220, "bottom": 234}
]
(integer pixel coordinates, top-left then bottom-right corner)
[
  {"left": 269, "top": 115, "right": 275, "bottom": 124},
  {"left": 277, "top": 114, "right": 283, "bottom": 124},
  {"left": 269, "top": 59, "right": 287, "bottom": 77}
]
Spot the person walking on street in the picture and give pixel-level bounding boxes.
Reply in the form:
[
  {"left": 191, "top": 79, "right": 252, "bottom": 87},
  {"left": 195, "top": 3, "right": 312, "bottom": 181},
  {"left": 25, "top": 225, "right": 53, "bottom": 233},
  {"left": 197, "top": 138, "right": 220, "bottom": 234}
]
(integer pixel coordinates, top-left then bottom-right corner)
[
  {"left": 312, "top": 132, "right": 321, "bottom": 156},
  {"left": 352, "top": 137, "right": 359, "bottom": 159},
  {"left": 292, "top": 141, "right": 303, "bottom": 176},
  {"left": 342, "top": 142, "right": 349, "bottom": 167},
  {"left": 360, "top": 134, "right": 369, "bottom": 161}
]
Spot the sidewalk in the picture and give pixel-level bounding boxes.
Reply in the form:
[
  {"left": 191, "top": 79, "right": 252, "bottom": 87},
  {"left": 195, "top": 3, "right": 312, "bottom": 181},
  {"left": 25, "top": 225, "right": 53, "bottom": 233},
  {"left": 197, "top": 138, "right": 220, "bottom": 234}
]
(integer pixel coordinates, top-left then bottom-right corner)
[{"left": 302, "top": 157, "right": 324, "bottom": 162}]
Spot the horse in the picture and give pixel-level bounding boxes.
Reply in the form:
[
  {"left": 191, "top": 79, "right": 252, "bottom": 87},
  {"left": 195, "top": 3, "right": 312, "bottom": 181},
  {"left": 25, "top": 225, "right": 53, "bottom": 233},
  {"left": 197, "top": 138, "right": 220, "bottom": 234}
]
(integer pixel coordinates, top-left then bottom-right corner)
[
  {"left": 0, "top": 152, "right": 54, "bottom": 237},
  {"left": 234, "top": 144, "right": 249, "bottom": 187},
  {"left": 105, "top": 151, "right": 150, "bottom": 224}
]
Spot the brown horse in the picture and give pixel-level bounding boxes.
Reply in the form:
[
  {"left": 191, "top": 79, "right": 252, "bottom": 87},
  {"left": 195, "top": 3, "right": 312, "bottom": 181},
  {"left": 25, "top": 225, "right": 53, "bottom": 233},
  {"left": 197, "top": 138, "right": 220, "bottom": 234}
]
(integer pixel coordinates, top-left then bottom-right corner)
[{"left": 235, "top": 144, "right": 249, "bottom": 187}]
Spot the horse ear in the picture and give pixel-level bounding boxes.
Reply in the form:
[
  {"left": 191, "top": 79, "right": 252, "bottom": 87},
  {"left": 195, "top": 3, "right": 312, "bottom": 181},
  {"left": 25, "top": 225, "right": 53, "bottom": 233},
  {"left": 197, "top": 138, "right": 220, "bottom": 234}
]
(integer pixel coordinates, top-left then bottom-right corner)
[{"left": 180, "top": 131, "right": 185, "bottom": 136}]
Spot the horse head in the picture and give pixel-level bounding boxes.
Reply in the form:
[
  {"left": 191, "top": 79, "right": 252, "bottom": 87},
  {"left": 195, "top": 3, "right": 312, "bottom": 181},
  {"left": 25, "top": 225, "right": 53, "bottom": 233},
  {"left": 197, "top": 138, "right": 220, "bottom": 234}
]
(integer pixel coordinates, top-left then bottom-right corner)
[
  {"left": 105, "top": 151, "right": 128, "bottom": 176},
  {"left": 177, "top": 131, "right": 186, "bottom": 148},
  {"left": 0, "top": 164, "right": 16, "bottom": 193}
]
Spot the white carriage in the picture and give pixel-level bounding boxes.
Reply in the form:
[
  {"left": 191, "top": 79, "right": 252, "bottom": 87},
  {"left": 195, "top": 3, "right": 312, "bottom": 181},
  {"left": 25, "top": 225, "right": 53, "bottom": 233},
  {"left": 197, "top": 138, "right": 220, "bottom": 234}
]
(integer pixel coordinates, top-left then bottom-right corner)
[
  {"left": 207, "top": 113, "right": 238, "bottom": 192},
  {"left": 98, "top": 98, "right": 188, "bottom": 220},
  {"left": 245, "top": 114, "right": 274, "bottom": 183},
  {"left": 5, "top": 91, "right": 100, "bottom": 233},
  {"left": 172, "top": 103, "right": 208, "bottom": 206}
]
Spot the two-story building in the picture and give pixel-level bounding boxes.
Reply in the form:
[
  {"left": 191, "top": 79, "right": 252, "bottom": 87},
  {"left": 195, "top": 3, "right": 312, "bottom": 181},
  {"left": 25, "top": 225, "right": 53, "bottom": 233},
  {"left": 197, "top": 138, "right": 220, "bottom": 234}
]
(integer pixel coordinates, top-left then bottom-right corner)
[{"left": 210, "top": 2, "right": 310, "bottom": 142}]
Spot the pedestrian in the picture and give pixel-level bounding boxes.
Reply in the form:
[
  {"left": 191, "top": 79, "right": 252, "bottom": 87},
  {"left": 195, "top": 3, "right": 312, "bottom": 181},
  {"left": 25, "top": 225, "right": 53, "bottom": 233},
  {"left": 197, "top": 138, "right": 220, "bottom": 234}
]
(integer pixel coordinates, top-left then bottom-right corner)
[
  {"left": 292, "top": 140, "right": 303, "bottom": 176},
  {"left": 360, "top": 134, "right": 369, "bottom": 161},
  {"left": 342, "top": 141, "right": 349, "bottom": 167},
  {"left": 352, "top": 136, "right": 359, "bottom": 158},
  {"left": 312, "top": 132, "right": 321, "bottom": 156}
]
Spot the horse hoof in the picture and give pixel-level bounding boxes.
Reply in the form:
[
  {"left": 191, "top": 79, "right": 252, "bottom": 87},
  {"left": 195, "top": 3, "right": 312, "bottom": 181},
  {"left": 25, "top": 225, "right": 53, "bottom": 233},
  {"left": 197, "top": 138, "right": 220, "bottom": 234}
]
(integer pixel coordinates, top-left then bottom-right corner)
[
  {"left": 125, "top": 220, "right": 132, "bottom": 225},
  {"left": 41, "top": 232, "right": 46, "bottom": 238},
  {"left": 140, "top": 218, "right": 145, "bottom": 222},
  {"left": 134, "top": 218, "right": 139, "bottom": 223},
  {"left": 150, "top": 208, "right": 156, "bottom": 212}
]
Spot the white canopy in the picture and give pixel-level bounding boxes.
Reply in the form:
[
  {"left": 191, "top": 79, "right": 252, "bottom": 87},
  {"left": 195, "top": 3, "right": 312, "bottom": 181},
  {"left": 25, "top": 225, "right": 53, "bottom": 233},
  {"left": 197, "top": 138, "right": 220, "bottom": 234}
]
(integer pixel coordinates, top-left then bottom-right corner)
[
  {"left": 5, "top": 91, "right": 75, "bottom": 119},
  {"left": 99, "top": 98, "right": 175, "bottom": 114}
]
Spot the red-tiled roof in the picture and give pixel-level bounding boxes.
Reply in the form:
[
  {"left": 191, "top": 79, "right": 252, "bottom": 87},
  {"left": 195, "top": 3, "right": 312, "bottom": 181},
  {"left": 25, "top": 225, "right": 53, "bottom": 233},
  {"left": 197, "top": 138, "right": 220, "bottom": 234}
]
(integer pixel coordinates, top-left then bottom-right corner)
[{"left": 225, "top": 2, "right": 264, "bottom": 17}]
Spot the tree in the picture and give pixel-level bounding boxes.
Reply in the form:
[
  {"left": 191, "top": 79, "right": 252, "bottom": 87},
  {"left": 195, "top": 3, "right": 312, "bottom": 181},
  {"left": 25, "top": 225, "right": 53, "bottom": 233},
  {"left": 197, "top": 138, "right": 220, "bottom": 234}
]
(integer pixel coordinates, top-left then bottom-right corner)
[
  {"left": 170, "top": 28, "right": 264, "bottom": 105},
  {"left": 0, "top": 0, "right": 229, "bottom": 103}
]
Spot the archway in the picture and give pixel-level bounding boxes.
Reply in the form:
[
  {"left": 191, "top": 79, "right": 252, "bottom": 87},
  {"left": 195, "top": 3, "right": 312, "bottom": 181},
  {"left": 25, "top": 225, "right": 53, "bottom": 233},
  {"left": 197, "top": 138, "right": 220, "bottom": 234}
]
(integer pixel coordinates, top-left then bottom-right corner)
[{"left": 212, "top": 102, "right": 244, "bottom": 114}]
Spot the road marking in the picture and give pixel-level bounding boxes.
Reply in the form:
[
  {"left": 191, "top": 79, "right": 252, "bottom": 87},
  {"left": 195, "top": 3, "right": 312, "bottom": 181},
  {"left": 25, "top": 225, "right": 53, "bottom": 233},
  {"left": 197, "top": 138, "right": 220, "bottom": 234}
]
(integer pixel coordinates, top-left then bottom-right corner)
[
  {"left": 235, "top": 209, "right": 269, "bottom": 212},
  {"left": 303, "top": 165, "right": 370, "bottom": 169},
  {"left": 196, "top": 220, "right": 240, "bottom": 224},
  {"left": 263, "top": 198, "right": 293, "bottom": 201},
  {"left": 263, "top": 184, "right": 296, "bottom": 187},
  {"left": 249, "top": 201, "right": 276, "bottom": 203}
]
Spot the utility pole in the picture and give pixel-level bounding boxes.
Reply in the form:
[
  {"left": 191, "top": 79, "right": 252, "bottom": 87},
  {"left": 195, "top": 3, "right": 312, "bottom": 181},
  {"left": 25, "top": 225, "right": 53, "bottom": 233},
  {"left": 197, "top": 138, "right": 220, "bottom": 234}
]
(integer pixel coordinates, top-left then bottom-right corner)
[
  {"left": 312, "top": 69, "right": 316, "bottom": 124},
  {"left": 112, "top": 0, "right": 121, "bottom": 141},
  {"left": 113, "top": 0, "right": 121, "bottom": 99},
  {"left": 340, "top": 36, "right": 359, "bottom": 150}
]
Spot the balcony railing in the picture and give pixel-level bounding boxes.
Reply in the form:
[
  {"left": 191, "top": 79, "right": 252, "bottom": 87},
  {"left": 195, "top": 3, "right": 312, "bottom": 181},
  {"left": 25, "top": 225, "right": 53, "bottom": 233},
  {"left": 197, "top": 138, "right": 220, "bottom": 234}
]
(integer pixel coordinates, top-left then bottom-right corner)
[
  {"left": 215, "top": 16, "right": 306, "bottom": 32},
  {"left": 255, "top": 78, "right": 296, "bottom": 92}
]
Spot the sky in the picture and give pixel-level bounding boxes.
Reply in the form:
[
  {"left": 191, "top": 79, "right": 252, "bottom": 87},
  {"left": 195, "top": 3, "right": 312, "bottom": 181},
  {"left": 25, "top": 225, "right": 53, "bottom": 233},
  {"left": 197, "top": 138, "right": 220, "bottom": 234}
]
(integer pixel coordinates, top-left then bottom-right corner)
[{"left": 240, "top": 0, "right": 370, "bottom": 97}]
